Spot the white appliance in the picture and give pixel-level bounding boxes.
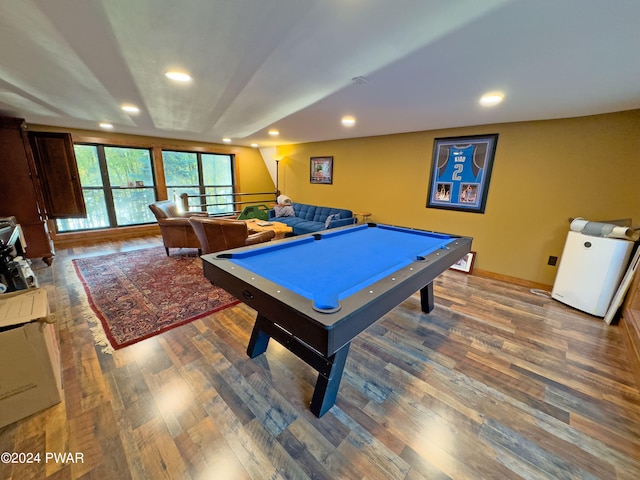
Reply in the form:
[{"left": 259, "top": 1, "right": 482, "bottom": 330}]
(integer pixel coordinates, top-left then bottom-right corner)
[{"left": 552, "top": 231, "right": 633, "bottom": 316}]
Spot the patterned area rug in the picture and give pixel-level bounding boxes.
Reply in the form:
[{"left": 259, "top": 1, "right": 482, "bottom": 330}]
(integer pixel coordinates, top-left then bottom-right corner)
[{"left": 73, "top": 247, "right": 239, "bottom": 350}]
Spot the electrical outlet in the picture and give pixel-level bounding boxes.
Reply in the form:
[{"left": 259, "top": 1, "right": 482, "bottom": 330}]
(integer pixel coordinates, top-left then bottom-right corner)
[{"left": 547, "top": 255, "right": 558, "bottom": 266}]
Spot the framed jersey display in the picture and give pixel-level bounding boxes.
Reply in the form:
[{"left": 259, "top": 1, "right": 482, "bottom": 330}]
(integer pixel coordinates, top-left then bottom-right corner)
[{"left": 426, "top": 134, "right": 498, "bottom": 213}]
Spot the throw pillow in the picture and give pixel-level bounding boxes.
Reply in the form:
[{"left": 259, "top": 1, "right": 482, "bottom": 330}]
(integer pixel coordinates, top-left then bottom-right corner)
[
  {"left": 275, "top": 205, "right": 295, "bottom": 217},
  {"left": 324, "top": 213, "right": 339, "bottom": 228}
]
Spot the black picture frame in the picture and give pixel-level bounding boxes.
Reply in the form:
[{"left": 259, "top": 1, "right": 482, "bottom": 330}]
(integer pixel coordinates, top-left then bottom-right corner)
[
  {"left": 426, "top": 134, "right": 498, "bottom": 213},
  {"left": 310, "top": 156, "right": 333, "bottom": 184}
]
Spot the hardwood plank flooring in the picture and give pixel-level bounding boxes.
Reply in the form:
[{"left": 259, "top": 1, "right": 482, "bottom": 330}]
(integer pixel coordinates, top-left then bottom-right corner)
[{"left": 1, "top": 236, "right": 639, "bottom": 479}]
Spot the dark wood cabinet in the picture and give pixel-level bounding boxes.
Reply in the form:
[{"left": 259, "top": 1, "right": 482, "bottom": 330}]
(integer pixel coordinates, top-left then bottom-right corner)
[
  {"left": 28, "top": 132, "right": 86, "bottom": 218},
  {"left": 0, "top": 117, "right": 54, "bottom": 265},
  {"left": 622, "top": 253, "right": 640, "bottom": 385}
]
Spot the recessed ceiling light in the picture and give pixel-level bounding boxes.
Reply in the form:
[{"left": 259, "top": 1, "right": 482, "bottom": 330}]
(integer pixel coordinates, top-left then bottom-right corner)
[
  {"left": 121, "top": 104, "right": 140, "bottom": 114},
  {"left": 99, "top": 122, "right": 113, "bottom": 129},
  {"left": 479, "top": 92, "right": 504, "bottom": 106},
  {"left": 165, "top": 71, "right": 192, "bottom": 82},
  {"left": 341, "top": 115, "right": 356, "bottom": 127},
  {"left": 250, "top": 143, "right": 259, "bottom": 148},
  {"left": 268, "top": 129, "right": 279, "bottom": 136},
  {"left": 222, "top": 137, "right": 231, "bottom": 143}
]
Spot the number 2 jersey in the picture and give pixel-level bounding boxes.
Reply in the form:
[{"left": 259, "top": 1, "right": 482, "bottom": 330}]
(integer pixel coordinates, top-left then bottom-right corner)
[{"left": 436, "top": 144, "right": 481, "bottom": 202}]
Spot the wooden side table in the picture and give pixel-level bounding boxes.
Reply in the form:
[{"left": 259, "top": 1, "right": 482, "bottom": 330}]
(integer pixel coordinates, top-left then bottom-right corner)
[{"left": 354, "top": 212, "right": 372, "bottom": 224}]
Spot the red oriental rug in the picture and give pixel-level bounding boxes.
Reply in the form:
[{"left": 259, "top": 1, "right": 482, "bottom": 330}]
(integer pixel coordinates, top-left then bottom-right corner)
[{"left": 73, "top": 247, "right": 239, "bottom": 350}]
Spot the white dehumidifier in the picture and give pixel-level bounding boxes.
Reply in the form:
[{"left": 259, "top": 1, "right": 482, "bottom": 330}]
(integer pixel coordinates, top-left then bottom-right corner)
[{"left": 551, "top": 231, "right": 633, "bottom": 316}]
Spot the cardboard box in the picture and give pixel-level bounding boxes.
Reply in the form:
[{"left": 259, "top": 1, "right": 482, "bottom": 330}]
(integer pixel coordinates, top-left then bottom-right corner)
[{"left": 0, "top": 289, "right": 62, "bottom": 428}]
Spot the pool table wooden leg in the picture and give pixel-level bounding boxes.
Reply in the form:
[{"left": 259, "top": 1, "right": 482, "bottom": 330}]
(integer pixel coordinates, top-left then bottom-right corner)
[
  {"left": 247, "top": 314, "right": 271, "bottom": 357},
  {"left": 246, "top": 313, "right": 352, "bottom": 417},
  {"left": 420, "top": 282, "right": 434, "bottom": 313},
  {"left": 310, "top": 343, "right": 351, "bottom": 417}
]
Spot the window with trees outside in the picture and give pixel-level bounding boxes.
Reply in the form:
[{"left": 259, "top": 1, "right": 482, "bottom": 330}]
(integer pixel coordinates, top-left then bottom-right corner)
[
  {"left": 162, "top": 150, "right": 235, "bottom": 215},
  {"left": 56, "top": 145, "right": 157, "bottom": 232}
]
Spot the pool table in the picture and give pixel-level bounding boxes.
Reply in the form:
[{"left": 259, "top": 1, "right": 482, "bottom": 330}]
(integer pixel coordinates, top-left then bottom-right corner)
[{"left": 201, "top": 223, "right": 472, "bottom": 417}]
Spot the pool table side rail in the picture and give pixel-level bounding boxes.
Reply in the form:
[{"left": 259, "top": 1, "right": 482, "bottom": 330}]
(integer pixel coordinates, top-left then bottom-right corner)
[
  {"left": 201, "top": 260, "right": 332, "bottom": 353},
  {"left": 326, "top": 235, "right": 471, "bottom": 350}
]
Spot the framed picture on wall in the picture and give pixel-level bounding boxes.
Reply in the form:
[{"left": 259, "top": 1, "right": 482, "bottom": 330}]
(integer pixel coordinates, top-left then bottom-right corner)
[
  {"left": 426, "top": 134, "right": 498, "bottom": 213},
  {"left": 310, "top": 156, "right": 333, "bottom": 184},
  {"left": 449, "top": 251, "right": 476, "bottom": 274}
]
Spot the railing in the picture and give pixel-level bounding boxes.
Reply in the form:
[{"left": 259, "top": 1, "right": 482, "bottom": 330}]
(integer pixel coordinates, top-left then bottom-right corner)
[{"left": 179, "top": 191, "right": 277, "bottom": 217}]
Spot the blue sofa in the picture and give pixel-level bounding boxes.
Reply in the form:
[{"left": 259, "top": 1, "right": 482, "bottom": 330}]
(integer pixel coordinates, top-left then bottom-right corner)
[{"left": 268, "top": 202, "right": 354, "bottom": 235}]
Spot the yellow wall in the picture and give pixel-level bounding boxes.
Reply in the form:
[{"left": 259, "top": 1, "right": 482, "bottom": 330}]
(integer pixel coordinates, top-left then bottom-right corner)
[{"left": 274, "top": 110, "right": 640, "bottom": 286}]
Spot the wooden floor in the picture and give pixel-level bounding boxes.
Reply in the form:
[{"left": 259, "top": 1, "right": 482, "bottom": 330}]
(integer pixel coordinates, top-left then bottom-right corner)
[{"left": 1, "top": 236, "right": 640, "bottom": 480}]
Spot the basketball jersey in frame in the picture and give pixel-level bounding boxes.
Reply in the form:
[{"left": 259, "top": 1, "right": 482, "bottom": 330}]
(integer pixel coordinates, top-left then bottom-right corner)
[{"left": 437, "top": 144, "right": 479, "bottom": 202}]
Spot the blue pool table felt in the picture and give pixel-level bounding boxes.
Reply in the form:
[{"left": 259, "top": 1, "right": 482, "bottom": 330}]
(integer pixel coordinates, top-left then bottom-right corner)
[{"left": 227, "top": 224, "right": 452, "bottom": 311}]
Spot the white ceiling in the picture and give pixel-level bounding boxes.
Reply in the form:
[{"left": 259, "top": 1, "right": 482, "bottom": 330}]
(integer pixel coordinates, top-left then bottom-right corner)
[{"left": 1, "top": 0, "right": 639, "bottom": 147}]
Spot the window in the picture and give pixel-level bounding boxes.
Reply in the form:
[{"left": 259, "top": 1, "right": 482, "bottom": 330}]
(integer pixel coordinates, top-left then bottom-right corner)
[
  {"left": 163, "top": 151, "right": 234, "bottom": 215},
  {"left": 56, "top": 145, "right": 156, "bottom": 232}
]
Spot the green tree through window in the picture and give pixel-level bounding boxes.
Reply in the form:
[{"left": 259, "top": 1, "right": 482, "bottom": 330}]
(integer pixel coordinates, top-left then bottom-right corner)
[
  {"left": 57, "top": 145, "right": 236, "bottom": 232},
  {"left": 163, "top": 150, "right": 234, "bottom": 215},
  {"left": 56, "top": 145, "right": 156, "bottom": 232}
]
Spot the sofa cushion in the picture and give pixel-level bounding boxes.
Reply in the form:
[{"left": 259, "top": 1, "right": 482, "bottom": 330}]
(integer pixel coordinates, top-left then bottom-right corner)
[
  {"left": 269, "top": 202, "right": 354, "bottom": 235},
  {"left": 276, "top": 218, "right": 324, "bottom": 235},
  {"left": 294, "top": 203, "right": 317, "bottom": 221}
]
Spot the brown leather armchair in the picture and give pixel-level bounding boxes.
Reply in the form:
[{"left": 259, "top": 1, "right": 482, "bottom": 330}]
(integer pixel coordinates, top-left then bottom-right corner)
[
  {"left": 188, "top": 217, "right": 275, "bottom": 254},
  {"left": 149, "top": 200, "right": 208, "bottom": 256}
]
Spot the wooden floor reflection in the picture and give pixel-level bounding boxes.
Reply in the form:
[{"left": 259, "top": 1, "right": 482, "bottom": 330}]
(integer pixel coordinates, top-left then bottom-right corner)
[{"left": 1, "top": 236, "right": 639, "bottom": 479}]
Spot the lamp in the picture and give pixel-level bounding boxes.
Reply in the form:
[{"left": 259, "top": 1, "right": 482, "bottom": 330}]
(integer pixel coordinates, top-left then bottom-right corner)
[{"left": 274, "top": 157, "right": 281, "bottom": 196}]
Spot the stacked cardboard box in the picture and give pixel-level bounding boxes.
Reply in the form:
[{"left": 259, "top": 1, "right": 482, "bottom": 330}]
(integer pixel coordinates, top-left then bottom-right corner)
[{"left": 0, "top": 289, "right": 62, "bottom": 428}]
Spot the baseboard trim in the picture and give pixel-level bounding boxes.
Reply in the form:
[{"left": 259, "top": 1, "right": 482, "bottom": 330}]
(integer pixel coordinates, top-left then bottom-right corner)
[
  {"left": 51, "top": 225, "right": 161, "bottom": 249},
  {"left": 472, "top": 268, "right": 552, "bottom": 292}
]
